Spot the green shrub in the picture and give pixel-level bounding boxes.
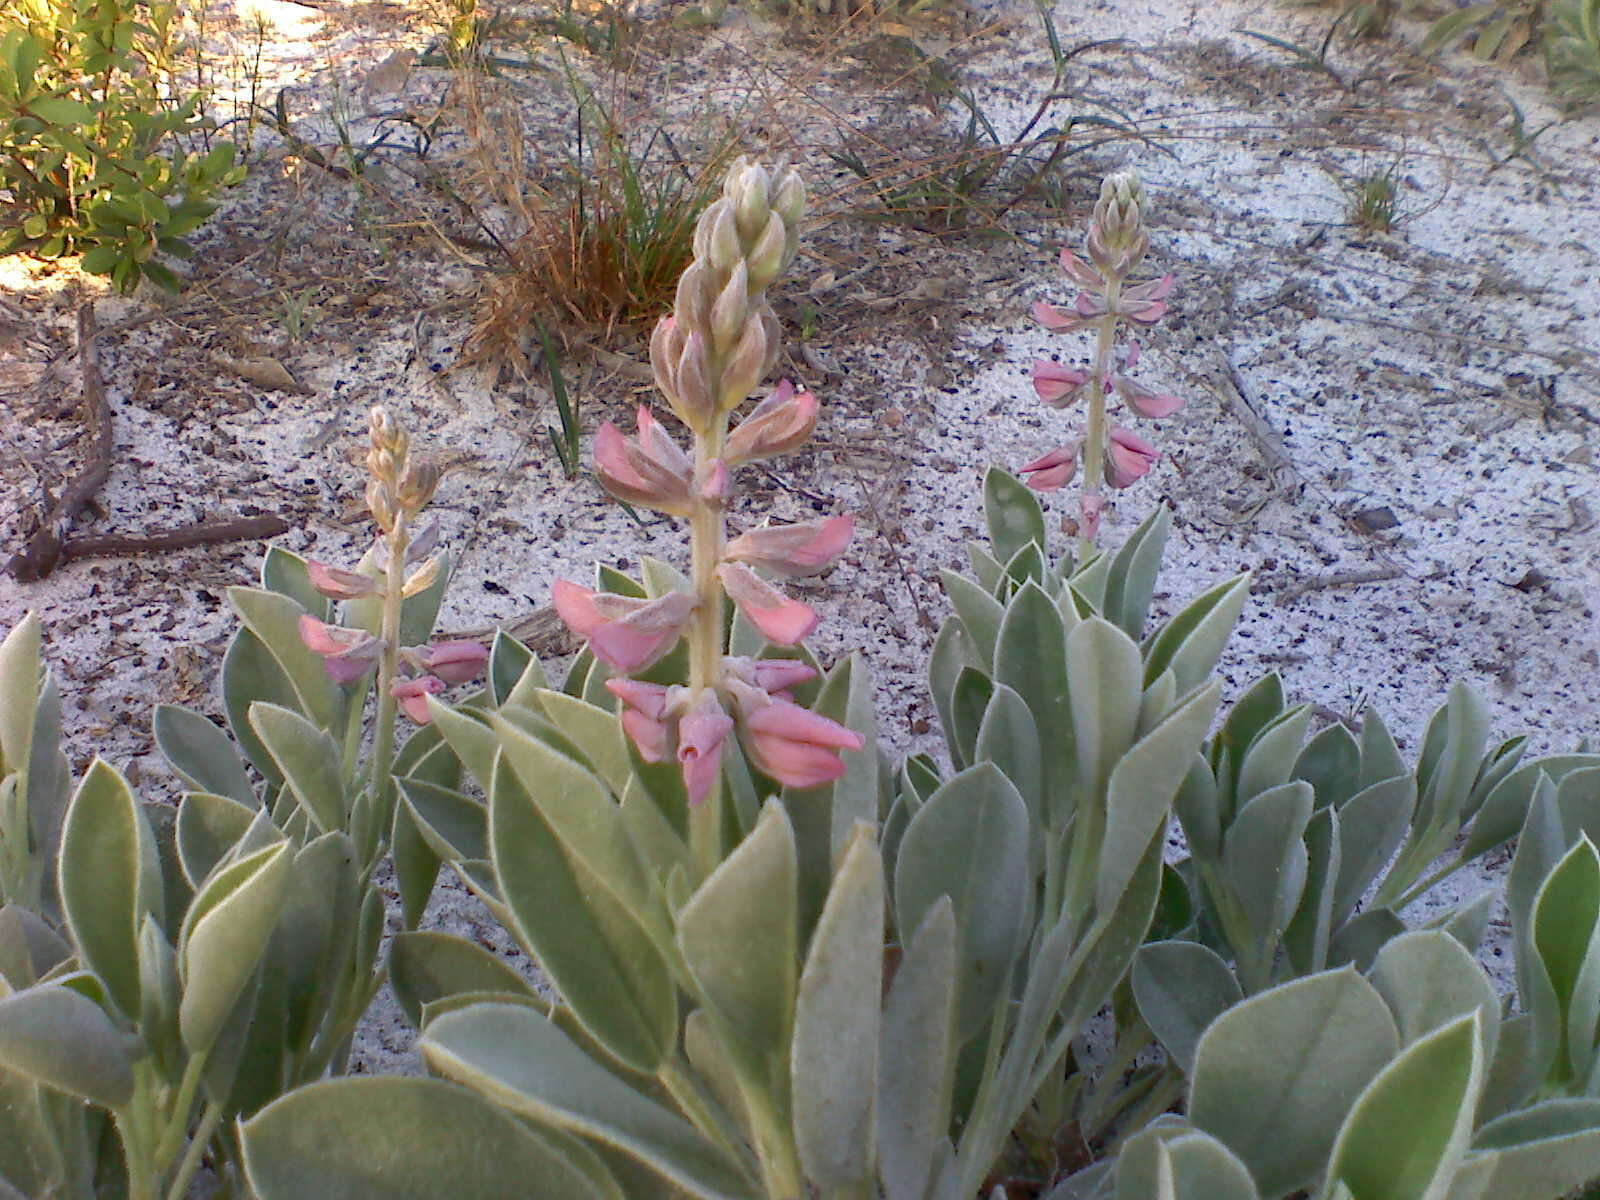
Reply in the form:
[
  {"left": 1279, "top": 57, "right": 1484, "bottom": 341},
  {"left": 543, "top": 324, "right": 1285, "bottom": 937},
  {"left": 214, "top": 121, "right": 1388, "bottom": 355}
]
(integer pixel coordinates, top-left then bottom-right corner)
[{"left": 0, "top": 0, "right": 244, "bottom": 292}]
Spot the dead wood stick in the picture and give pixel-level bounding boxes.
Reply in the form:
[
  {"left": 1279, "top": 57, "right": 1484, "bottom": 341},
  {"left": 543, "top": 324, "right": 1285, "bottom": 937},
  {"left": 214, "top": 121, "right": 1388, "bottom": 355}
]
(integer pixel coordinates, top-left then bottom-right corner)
[
  {"left": 1210, "top": 360, "right": 1294, "bottom": 478},
  {"left": 1275, "top": 566, "right": 1402, "bottom": 605},
  {"left": 55, "top": 517, "right": 292, "bottom": 566},
  {"left": 7, "top": 303, "right": 113, "bottom": 582}
]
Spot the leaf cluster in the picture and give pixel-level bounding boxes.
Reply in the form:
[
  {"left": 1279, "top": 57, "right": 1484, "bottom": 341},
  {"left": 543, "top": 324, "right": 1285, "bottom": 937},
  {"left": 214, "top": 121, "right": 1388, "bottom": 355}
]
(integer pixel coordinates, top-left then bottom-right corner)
[{"left": 0, "top": 0, "right": 244, "bottom": 292}]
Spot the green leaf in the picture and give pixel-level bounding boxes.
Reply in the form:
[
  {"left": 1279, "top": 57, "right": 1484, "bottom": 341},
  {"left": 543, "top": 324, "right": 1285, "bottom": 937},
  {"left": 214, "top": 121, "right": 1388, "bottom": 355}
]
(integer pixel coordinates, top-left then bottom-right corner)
[
  {"left": 1189, "top": 967, "right": 1400, "bottom": 1197},
  {"left": 1468, "top": 1098, "right": 1600, "bottom": 1198},
  {"left": 1293, "top": 721, "right": 1362, "bottom": 811},
  {"left": 389, "top": 930, "right": 537, "bottom": 1030},
  {"left": 895, "top": 763, "right": 1029, "bottom": 1038},
  {"left": 59, "top": 759, "right": 161, "bottom": 1018},
  {"left": 399, "top": 777, "right": 487, "bottom": 863},
  {"left": 1327, "top": 1012, "right": 1483, "bottom": 1200},
  {"left": 248, "top": 703, "right": 346, "bottom": 834},
  {"left": 929, "top": 619, "right": 980, "bottom": 770},
  {"left": 1332, "top": 775, "right": 1415, "bottom": 924},
  {"left": 1282, "top": 805, "right": 1339, "bottom": 977},
  {"left": 227, "top": 588, "right": 343, "bottom": 732},
  {"left": 178, "top": 841, "right": 292, "bottom": 1055},
  {"left": 1132, "top": 942, "right": 1241, "bottom": 1075},
  {"left": 220, "top": 627, "right": 301, "bottom": 787},
  {"left": 243, "top": 1076, "right": 619, "bottom": 1199},
  {"left": 678, "top": 800, "right": 797, "bottom": 1095},
  {"left": 1067, "top": 618, "right": 1143, "bottom": 797},
  {"left": 1464, "top": 754, "right": 1600, "bottom": 861},
  {"left": 1368, "top": 930, "right": 1499, "bottom": 1056},
  {"left": 942, "top": 571, "right": 1006, "bottom": 670},
  {"left": 983, "top": 467, "right": 1047, "bottom": 565},
  {"left": 1115, "top": 1121, "right": 1261, "bottom": 1200},
  {"left": 27, "top": 97, "right": 92, "bottom": 124},
  {"left": 1234, "top": 705, "right": 1312, "bottom": 808},
  {"left": 1531, "top": 836, "right": 1600, "bottom": 1085},
  {"left": 1142, "top": 573, "right": 1250, "bottom": 694},
  {"left": 490, "top": 713, "right": 663, "bottom": 943},
  {"left": 153, "top": 704, "right": 255, "bottom": 806},
  {"left": 1098, "top": 683, "right": 1222, "bottom": 914},
  {"left": 1102, "top": 506, "right": 1171, "bottom": 642},
  {"left": 792, "top": 823, "right": 882, "bottom": 1187},
  {"left": 422, "top": 1003, "right": 749, "bottom": 1198},
  {"left": 993, "top": 580, "right": 1074, "bottom": 826},
  {"left": 491, "top": 760, "right": 675, "bottom": 1075},
  {"left": 1328, "top": 907, "right": 1409, "bottom": 973},
  {"left": 1221, "top": 782, "right": 1313, "bottom": 961},
  {"left": 426, "top": 701, "right": 499, "bottom": 793},
  {"left": 175, "top": 790, "right": 256, "bottom": 889},
  {"left": 0, "top": 984, "right": 134, "bottom": 1109},
  {"left": 974, "top": 683, "right": 1043, "bottom": 841},
  {"left": 878, "top": 899, "right": 957, "bottom": 1200}
]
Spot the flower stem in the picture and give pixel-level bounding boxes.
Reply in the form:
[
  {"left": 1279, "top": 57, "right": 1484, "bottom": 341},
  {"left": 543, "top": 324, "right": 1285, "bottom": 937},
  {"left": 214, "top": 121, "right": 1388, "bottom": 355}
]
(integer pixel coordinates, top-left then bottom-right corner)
[
  {"left": 1079, "top": 281, "right": 1121, "bottom": 558},
  {"left": 370, "top": 517, "right": 409, "bottom": 859},
  {"left": 688, "top": 423, "right": 729, "bottom": 879}
]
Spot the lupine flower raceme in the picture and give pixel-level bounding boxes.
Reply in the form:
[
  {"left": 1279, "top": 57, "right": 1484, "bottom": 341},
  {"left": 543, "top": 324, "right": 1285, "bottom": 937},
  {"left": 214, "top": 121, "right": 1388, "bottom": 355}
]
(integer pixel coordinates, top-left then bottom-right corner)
[
  {"left": 1025, "top": 170, "right": 1184, "bottom": 546},
  {"left": 553, "top": 159, "right": 862, "bottom": 818},
  {"left": 296, "top": 407, "right": 488, "bottom": 724}
]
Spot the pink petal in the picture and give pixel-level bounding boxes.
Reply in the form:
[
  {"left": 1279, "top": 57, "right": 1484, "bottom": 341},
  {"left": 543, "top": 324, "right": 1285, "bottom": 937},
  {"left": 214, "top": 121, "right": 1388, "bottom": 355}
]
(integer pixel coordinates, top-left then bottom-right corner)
[
  {"left": 717, "top": 563, "right": 819, "bottom": 646},
  {"left": 1080, "top": 492, "right": 1104, "bottom": 541},
  {"left": 1032, "top": 360, "right": 1090, "bottom": 407},
  {"left": 392, "top": 675, "right": 445, "bottom": 723},
  {"left": 418, "top": 640, "right": 489, "bottom": 685},
  {"left": 1123, "top": 300, "right": 1168, "bottom": 325},
  {"left": 725, "top": 380, "right": 819, "bottom": 466},
  {"left": 1115, "top": 375, "right": 1185, "bottom": 419},
  {"left": 594, "top": 417, "right": 692, "bottom": 514},
  {"left": 750, "top": 658, "right": 818, "bottom": 694},
  {"left": 552, "top": 580, "right": 605, "bottom": 638},
  {"left": 1019, "top": 446, "right": 1077, "bottom": 492},
  {"left": 553, "top": 582, "right": 696, "bottom": 673},
  {"left": 723, "top": 515, "right": 854, "bottom": 578},
  {"left": 678, "top": 692, "right": 734, "bottom": 805},
  {"left": 606, "top": 677, "right": 674, "bottom": 721},
  {"left": 1032, "top": 300, "right": 1092, "bottom": 333},
  {"left": 738, "top": 697, "right": 864, "bottom": 789},
  {"left": 743, "top": 698, "right": 865, "bottom": 750},
  {"left": 1105, "top": 427, "right": 1160, "bottom": 488},
  {"left": 307, "top": 561, "right": 377, "bottom": 600},
  {"left": 620, "top": 709, "right": 672, "bottom": 763},
  {"left": 1123, "top": 273, "right": 1176, "bottom": 303},
  {"left": 1058, "top": 247, "right": 1105, "bottom": 290}
]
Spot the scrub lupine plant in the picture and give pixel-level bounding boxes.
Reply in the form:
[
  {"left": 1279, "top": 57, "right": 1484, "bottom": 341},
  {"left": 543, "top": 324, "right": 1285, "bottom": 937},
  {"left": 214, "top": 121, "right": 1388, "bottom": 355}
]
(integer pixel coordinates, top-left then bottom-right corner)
[{"left": 1025, "top": 170, "right": 1182, "bottom": 548}]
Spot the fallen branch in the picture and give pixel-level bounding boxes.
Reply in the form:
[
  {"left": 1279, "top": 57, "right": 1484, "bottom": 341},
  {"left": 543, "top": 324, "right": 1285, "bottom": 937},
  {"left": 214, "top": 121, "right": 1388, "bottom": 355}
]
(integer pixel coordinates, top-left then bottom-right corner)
[
  {"left": 1275, "top": 565, "right": 1402, "bottom": 605},
  {"left": 53, "top": 517, "right": 292, "bottom": 567},
  {"left": 7, "top": 303, "right": 113, "bottom": 582}
]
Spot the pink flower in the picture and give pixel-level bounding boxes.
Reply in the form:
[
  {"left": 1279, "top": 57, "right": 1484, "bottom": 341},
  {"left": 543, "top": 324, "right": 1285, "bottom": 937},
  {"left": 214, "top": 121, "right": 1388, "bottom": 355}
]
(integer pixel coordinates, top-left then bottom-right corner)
[
  {"left": 298, "top": 614, "right": 385, "bottom": 683},
  {"left": 1032, "top": 360, "right": 1092, "bottom": 408},
  {"left": 307, "top": 561, "right": 377, "bottom": 600},
  {"left": 1032, "top": 299, "right": 1096, "bottom": 334},
  {"left": 749, "top": 658, "right": 817, "bottom": 695},
  {"left": 738, "top": 696, "right": 865, "bottom": 790},
  {"left": 1118, "top": 274, "right": 1175, "bottom": 325},
  {"left": 392, "top": 675, "right": 446, "bottom": 723},
  {"left": 678, "top": 691, "right": 735, "bottom": 804},
  {"left": 1104, "top": 427, "right": 1159, "bottom": 488},
  {"left": 725, "top": 381, "right": 818, "bottom": 466},
  {"left": 415, "top": 640, "right": 489, "bottom": 685},
  {"left": 593, "top": 408, "right": 694, "bottom": 515},
  {"left": 1079, "top": 492, "right": 1105, "bottom": 542},
  {"left": 716, "top": 563, "right": 819, "bottom": 645},
  {"left": 1057, "top": 247, "right": 1106, "bottom": 291},
  {"left": 723, "top": 515, "right": 853, "bottom": 577},
  {"left": 1111, "top": 342, "right": 1184, "bottom": 419},
  {"left": 552, "top": 581, "right": 696, "bottom": 673},
  {"left": 607, "top": 678, "right": 675, "bottom": 763},
  {"left": 1019, "top": 445, "right": 1078, "bottom": 492}
]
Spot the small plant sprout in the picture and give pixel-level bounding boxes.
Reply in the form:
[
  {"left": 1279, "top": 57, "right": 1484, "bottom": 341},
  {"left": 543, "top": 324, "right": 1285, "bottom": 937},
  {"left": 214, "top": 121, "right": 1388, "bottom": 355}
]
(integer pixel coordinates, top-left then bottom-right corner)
[
  {"left": 553, "top": 157, "right": 861, "bottom": 875},
  {"left": 1347, "top": 162, "right": 1401, "bottom": 233},
  {"left": 1026, "top": 170, "right": 1182, "bottom": 548}
]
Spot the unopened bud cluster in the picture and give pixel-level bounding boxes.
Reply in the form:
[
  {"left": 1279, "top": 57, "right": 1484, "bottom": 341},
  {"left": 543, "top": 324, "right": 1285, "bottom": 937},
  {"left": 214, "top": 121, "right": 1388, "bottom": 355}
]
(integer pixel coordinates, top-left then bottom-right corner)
[
  {"left": 1023, "top": 170, "right": 1184, "bottom": 543},
  {"left": 365, "top": 406, "right": 441, "bottom": 534},
  {"left": 650, "top": 158, "right": 806, "bottom": 436}
]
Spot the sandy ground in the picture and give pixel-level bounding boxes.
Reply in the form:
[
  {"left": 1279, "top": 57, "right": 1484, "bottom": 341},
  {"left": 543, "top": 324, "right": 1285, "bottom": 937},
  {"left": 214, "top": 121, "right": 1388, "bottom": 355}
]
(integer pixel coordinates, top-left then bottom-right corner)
[{"left": 2, "top": 0, "right": 1598, "bottom": 1077}]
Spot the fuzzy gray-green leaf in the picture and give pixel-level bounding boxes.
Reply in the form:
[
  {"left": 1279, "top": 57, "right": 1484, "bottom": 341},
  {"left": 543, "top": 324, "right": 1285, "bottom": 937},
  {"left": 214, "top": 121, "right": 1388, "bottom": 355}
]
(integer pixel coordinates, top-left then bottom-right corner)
[
  {"left": 175, "top": 790, "right": 257, "bottom": 890},
  {"left": 399, "top": 776, "right": 488, "bottom": 863},
  {"left": 0, "top": 983, "right": 134, "bottom": 1109},
  {"left": 1222, "top": 781, "right": 1313, "bottom": 955},
  {"left": 490, "top": 760, "right": 675, "bottom": 1075},
  {"left": 1098, "top": 682, "right": 1221, "bottom": 914},
  {"left": 984, "top": 466, "right": 1046, "bottom": 565},
  {"left": 879, "top": 898, "right": 957, "bottom": 1200},
  {"left": 1132, "top": 941, "right": 1242, "bottom": 1076},
  {"left": 1189, "top": 967, "right": 1400, "bottom": 1198},
  {"left": 242, "top": 1076, "right": 618, "bottom": 1200},
  {"left": 389, "top": 930, "right": 537, "bottom": 1030},
  {"left": 1142, "top": 573, "right": 1249, "bottom": 694},
  {"left": 59, "top": 758, "right": 161, "bottom": 1019},
  {"left": 423, "top": 1002, "right": 749, "bottom": 1199},
  {"left": 1369, "top": 931, "right": 1499, "bottom": 1058},
  {"left": 994, "top": 580, "right": 1073, "bottom": 824},
  {"left": 227, "top": 587, "right": 342, "bottom": 731},
  {"left": 249, "top": 703, "right": 346, "bottom": 834},
  {"left": 895, "top": 762, "right": 1029, "bottom": 1038},
  {"left": 154, "top": 704, "right": 256, "bottom": 807},
  {"left": 793, "top": 822, "right": 882, "bottom": 1188}
]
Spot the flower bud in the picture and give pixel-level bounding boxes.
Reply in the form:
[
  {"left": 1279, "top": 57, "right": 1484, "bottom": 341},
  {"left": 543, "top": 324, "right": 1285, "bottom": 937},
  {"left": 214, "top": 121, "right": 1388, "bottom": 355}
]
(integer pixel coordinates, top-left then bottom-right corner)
[
  {"left": 366, "top": 478, "right": 396, "bottom": 532},
  {"left": 771, "top": 166, "right": 805, "bottom": 229},
  {"left": 308, "top": 560, "right": 378, "bottom": 600},
  {"left": 396, "top": 462, "right": 440, "bottom": 512},
  {"left": 729, "top": 160, "right": 770, "bottom": 243},
  {"left": 670, "top": 331, "right": 716, "bottom": 432},
  {"left": 725, "top": 380, "right": 817, "bottom": 465},
  {"left": 699, "top": 200, "right": 743, "bottom": 274},
  {"left": 717, "top": 318, "right": 769, "bottom": 413},
  {"left": 402, "top": 555, "right": 441, "bottom": 597},
  {"left": 709, "top": 262, "right": 750, "bottom": 356},
  {"left": 745, "top": 212, "right": 789, "bottom": 294},
  {"left": 651, "top": 316, "right": 684, "bottom": 409},
  {"left": 674, "top": 263, "right": 714, "bottom": 336}
]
